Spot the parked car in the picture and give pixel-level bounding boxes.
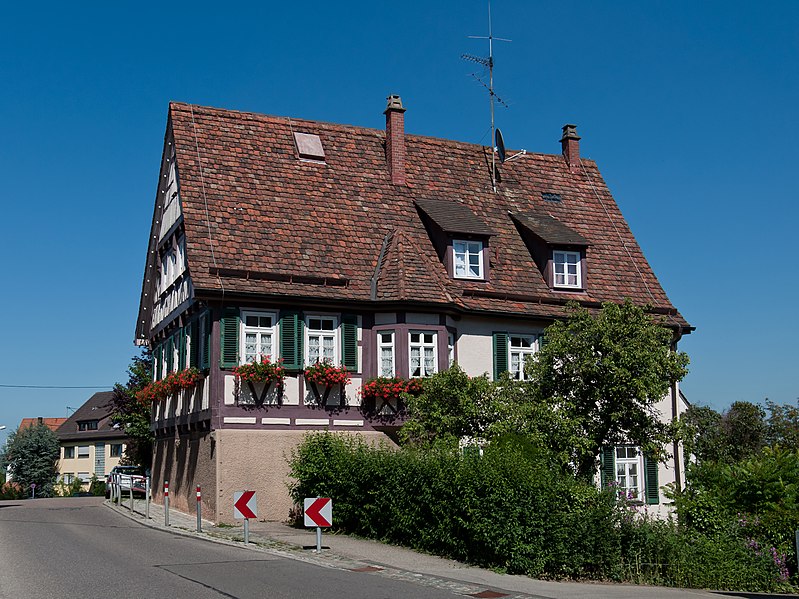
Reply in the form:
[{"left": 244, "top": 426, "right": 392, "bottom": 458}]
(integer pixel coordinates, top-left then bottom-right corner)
[{"left": 105, "top": 465, "right": 148, "bottom": 499}]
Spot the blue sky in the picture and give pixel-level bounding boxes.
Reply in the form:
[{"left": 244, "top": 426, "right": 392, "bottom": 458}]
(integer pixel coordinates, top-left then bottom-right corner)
[{"left": 1, "top": 1, "right": 796, "bottom": 444}]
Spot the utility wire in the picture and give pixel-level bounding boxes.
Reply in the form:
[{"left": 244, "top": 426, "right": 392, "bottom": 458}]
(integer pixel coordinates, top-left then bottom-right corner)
[{"left": 0, "top": 384, "right": 112, "bottom": 389}]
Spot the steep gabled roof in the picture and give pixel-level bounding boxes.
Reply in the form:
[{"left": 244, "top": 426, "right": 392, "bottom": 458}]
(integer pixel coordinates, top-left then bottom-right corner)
[
  {"left": 145, "top": 102, "right": 688, "bottom": 331},
  {"left": 56, "top": 391, "right": 126, "bottom": 441}
]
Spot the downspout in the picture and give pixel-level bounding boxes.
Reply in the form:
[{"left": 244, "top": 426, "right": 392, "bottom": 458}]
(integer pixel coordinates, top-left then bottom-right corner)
[
  {"left": 671, "top": 379, "right": 682, "bottom": 494},
  {"left": 671, "top": 331, "right": 683, "bottom": 494}
]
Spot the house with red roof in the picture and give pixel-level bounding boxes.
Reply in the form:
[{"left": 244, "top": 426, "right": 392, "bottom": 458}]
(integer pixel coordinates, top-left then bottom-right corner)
[{"left": 136, "top": 96, "right": 692, "bottom": 522}]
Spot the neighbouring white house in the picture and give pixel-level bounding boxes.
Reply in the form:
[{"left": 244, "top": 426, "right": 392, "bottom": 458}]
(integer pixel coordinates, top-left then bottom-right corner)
[
  {"left": 56, "top": 391, "right": 127, "bottom": 489},
  {"left": 134, "top": 96, "right": 692, "bottom": 523}
]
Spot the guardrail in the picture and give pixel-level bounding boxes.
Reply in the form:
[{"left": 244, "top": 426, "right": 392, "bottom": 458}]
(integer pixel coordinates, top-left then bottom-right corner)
[{"left": 108, "top": 473, "right": 151, "bottom": 520}]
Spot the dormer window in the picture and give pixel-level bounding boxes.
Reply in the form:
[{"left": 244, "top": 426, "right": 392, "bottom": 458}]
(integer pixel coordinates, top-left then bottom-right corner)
[
  {"left": 510, "top": 211, "right": 590, "bottom": 292},
  {"left": 453, "top": 240, "right": 484, "bottom": 279},
  {"left": 413, "top": 198, "right": 494, "bottom": 282},
  {"left": 553, "top": 250, "right": 582, "bottom": 288}
]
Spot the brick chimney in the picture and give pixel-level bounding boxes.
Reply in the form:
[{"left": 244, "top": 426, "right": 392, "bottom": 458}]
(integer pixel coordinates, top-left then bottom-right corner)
[
  {"left": 384, "top": 94, "right": 406, "bottom": 185},
  {"left": 560, "top": 124, "right": 581, "bottom": 172}
]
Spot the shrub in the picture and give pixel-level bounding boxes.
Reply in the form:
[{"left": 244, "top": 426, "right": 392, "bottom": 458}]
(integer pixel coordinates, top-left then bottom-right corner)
[{"left": 289, "top": 431, "right": 796, "bottom": 591}]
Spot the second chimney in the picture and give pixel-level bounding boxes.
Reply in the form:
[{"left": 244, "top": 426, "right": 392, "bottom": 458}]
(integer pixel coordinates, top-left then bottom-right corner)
[
  {"left": 560, "top": 124, "right": 581, "bottom": 172},
  {"left": 384, "top": 94, "right": 406, "bottom": 185}
]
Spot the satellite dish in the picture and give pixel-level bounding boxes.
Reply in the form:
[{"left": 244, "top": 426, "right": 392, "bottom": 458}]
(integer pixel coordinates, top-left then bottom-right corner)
[{"left": 495, "top": 128, "right": 506, "bottom": 163}]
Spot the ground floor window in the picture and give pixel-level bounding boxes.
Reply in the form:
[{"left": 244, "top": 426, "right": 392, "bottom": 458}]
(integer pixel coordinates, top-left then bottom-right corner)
[{"left": 615, "top": 446, "right": 641, "bottom": 500}]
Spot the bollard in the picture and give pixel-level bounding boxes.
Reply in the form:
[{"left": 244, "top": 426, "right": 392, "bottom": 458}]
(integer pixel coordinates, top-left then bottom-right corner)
[
  {"left": 145, "top": 477, "right": 150, "bottom": 520},
  {"left": 196, "top": 485, "right": 202, "bottom": 533},
  {"left": 129, "top": 478, "right": 134, "bottom": 512},
  {"left": 164, "top": 480, "right": 170, "bottom": 527}
]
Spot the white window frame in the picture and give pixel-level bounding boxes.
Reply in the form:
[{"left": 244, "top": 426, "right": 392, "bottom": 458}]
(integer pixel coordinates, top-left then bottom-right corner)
[
  {"left": 77, "top": 446, "right": 90, "bottom": 459},
  {"left": 77, "top": 472, "right": 90, "bottom": 482},
  {"left": 409, "top": 330, "right": 437, "bottom": 377},
  {"left": 64, "top": 446, "right": 75, "bottom": 459},
  {"left": 377, "top": 330, "right": 395, "bottom": 377},
  {"left": 305, "top": 315, "right": 339, "bottom": 365},
  {"left": 240, "top": 310, "right": 278, "bottom": 364},
  {"left": 509, "top": 334, "right": 539, "bottom": 380},
  {"left": 453, "top": 240, "right": 484, "bottom": 279},
  {"left": 110, "top": 444, "right": 123, "bottom": 458},
  {"left": 448, "top": 331, "right": 456, "bottom": 367},
  {"left": 63, "top": 473, "right": 75, "bottom": 484},
  {"left": 615, "top": 446, "right": 642, "bottom": 500},
  {"left": 553, "top": 250, "right": 582, "bottom": 288}
]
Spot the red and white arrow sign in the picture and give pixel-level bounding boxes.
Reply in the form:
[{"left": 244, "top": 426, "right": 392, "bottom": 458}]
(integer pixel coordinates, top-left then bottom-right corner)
[
  {"left": 233, "top": 491, "right": 257, "bottom": 519},
  {"left": 304, "top": 497, "right": 332, "bottom": 527}
]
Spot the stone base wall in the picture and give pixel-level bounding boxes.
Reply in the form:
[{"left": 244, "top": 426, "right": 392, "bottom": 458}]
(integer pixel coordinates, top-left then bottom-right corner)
[
  {"left": 151, "top": 430, "right": 216, "bottom": 516},
  {"left": 152, "top": 428, "right": 394, "bottom": 524},
  {"left": 214, "top": 429, "right": 393, "bottom": 524}
]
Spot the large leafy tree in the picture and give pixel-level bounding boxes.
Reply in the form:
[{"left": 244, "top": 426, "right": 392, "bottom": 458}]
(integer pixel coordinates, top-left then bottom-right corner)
[
  {"left": 527, "top": 300, "right": 689, "bottom": 479},
  {"left": 0, "top": 423, "right": 60, "bottom": 497},
  {"left": 110, "top": 350, "right": 154, "bottom": 467}
]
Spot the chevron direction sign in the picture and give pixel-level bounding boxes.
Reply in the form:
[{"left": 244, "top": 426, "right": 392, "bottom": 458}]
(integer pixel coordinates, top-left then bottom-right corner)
[
  {"left": 233, "top": 491, "right": 257, "bottom": 520},
  {"left": 303, "top": 497, "right": 332, "bottom": 527}
]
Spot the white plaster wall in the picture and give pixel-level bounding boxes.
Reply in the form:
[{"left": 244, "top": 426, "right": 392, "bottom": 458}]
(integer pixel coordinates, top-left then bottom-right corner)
[
  {"left": 454, "top": 315, "right": 548, "bottom": 378},
  {"left": 374, "top": 313, "right": 397, "bottom": 325},
  {"left": 406, "top": 313, "right": 439, "bottom": 325}
]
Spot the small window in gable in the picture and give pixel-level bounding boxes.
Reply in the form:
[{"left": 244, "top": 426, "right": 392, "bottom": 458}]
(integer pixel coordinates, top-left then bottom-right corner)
[
  {"left": 294, "top": 132, "right": 325, "bottom": 162},
  {"left": 553, "top": 250, "right": 582, "bottom": 289},
  {"left": 453, "top": 240, "right": 484, "bottom": 279}
]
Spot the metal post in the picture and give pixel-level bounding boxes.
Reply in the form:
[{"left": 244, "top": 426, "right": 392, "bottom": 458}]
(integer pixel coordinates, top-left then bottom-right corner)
[
  {"left": 244, "top": 518, "right": 250, "bottom": 545},
  {"left": 316, "top": 526, "right": 322, "bottom": 553},
  {"left": 145, "top": 477, "right": 150, "bottom": 520},
  {"left": 196, "top": 485, "right": 202, "bottom": 533},
  {"left": 129, "top": 480, "right": 134, "bottom": 512},
  {"left": 115, "top": 474, "right": 120, "bottom": 504},
  {"left": 164, "top": 480, "right": 170, "bottom": 527},
  {"left": 795, "top": 529, "right": 799, "bottom": 570}
]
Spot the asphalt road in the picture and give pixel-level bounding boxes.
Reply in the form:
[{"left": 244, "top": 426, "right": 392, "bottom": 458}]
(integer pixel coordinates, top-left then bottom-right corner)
[{"left": 0, "top": 497, "right": 474, "bottom": 599}]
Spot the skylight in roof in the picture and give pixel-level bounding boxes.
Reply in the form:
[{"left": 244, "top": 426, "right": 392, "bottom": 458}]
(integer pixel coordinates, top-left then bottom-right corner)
[
  {"left": 294, "top": 132, "right": 325, "bottom": 161},
  {"left": 542, "top": 192, "right": 562, "bottom": 203}
]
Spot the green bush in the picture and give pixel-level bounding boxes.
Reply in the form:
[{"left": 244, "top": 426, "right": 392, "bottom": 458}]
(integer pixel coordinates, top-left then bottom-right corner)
[
  {"left": 0, "top": 481, "right": 25, "bottom": 500},
  {"left": 289, "top": 432, "right": 795, "bottom": 591}
]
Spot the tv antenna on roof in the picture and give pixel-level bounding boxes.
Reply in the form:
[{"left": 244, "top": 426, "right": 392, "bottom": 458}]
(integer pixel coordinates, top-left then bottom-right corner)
[{"left": 462, "top": 0, "right": 510, "bottom": 193}]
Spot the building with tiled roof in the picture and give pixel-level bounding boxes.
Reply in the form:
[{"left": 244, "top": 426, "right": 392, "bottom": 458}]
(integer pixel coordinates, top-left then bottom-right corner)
[
  {"left": 136, "top": 97, "right": 691, "bottom": 522},
  {"left": 55, "top": 391, "right": 127, "bottom": 489},
  {"left": 18, "top": 417, "right": 67, "bottom": 432}
]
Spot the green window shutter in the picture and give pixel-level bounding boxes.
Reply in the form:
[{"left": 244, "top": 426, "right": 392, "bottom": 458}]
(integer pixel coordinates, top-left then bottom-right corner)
[
  {"left": 601, "top": 447, "right": 616, "bottom": 490},
  {"left": 341, "top": 314, "right": 358, "bottom": 372},
  {"left": 188, "top": 318, "right": 200, "bottom": 368},
  {"left": 178, "top": 327, "right": 187, "bottom": 370},
  {"left": 201, "top": 310, "right": 211, "bottom": 370},
  {"left": 280, "top": 310, "right": 304, "bottom": 371},
  {"left": 154, "top": 343, "right": 163, "bottom": 380},
  {"left": 492, "top": 332, "right": 508, "bottom": 380},
  {"left": 644, "top": 454, "right": 660, "bottom": 505},
  {"left": 166, "top": 335, "right": 175, "bottom": 373},
  {"left": 219, "top": 308, "right": 240, "bottom": 369}
]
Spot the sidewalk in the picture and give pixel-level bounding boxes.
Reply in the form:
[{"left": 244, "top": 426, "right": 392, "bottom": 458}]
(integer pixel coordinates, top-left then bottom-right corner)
[{"left": 106, "top": 497, "right": 791, "bottom": 599}]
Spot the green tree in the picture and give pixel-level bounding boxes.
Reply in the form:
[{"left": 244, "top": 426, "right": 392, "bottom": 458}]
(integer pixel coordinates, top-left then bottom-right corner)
[
  {"left": 722, "top": 401, "right": 766, "bottom": 462},
  {"left": 110, "top": 350, "right": 154, "bottom": 467},
  {"left": 0, "top": 423, "right": 60, "bottom": 497},
  {"left": 681, "top": 404, "right": 726, "bottom": 464},
  {"left": 400, "top": 365, "right": 496, "bottom": 448},
  {"left": 527, "top": 300, "right": 689, "bottom": 479},
  {"left": 766, "top": 399, "right": 799, "bottom": 450}
]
